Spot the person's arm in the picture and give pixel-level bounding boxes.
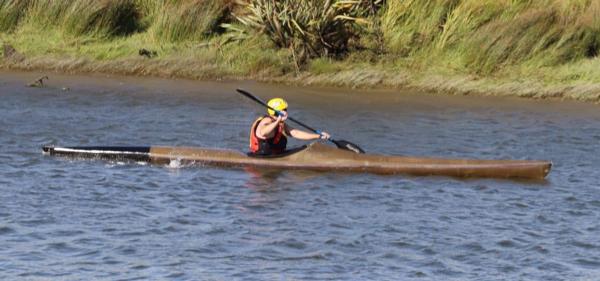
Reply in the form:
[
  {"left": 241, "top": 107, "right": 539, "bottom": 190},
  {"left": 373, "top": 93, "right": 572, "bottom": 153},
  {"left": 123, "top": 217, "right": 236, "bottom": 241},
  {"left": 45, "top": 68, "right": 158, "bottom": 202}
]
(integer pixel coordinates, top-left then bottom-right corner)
[
  {"left": 288, "top": 128, "right": 320, "bottom": 140},
  {"left": 257, "top": 116, "right": 284, "bottom": 139},
  {"left": 286, "top": 124, "right": 331, "bottom": 140}
]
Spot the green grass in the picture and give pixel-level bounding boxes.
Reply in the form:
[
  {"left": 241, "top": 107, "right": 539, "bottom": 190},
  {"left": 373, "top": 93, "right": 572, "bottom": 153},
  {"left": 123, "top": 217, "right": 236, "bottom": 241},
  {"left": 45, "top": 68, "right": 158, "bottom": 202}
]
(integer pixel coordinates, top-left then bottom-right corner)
[{"left": 1, "top": 0, "right": 600, "bottom": 101}]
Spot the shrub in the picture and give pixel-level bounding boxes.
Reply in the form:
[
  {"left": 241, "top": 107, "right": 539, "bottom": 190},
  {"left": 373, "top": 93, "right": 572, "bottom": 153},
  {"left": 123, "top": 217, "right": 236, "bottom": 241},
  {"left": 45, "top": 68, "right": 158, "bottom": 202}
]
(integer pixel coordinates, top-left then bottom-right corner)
[{"left": 236, "top": 0, "right": 382, "bottom": 64}]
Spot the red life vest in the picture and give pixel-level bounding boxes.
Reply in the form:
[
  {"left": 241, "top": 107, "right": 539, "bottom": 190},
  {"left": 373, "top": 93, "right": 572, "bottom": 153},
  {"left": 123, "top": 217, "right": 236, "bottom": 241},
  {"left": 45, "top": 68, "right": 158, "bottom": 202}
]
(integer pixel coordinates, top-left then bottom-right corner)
[{"left": 249, "top": 116, "right": 287, "bottom": 154}]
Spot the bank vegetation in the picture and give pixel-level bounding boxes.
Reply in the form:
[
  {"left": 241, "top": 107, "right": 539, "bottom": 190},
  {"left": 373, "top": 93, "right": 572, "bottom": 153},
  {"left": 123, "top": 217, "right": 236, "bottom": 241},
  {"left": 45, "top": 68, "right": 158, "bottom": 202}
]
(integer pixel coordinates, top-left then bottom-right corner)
[{"left": 1, "top": 0, "right": 600, "bottom": 102}]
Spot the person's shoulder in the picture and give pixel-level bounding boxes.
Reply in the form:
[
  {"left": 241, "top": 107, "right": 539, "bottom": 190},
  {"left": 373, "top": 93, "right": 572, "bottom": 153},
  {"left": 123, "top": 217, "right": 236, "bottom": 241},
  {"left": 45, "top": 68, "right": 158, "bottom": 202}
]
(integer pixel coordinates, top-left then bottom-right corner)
[{"left": 257, "top": 116, "right": 273, "bottom": 125}]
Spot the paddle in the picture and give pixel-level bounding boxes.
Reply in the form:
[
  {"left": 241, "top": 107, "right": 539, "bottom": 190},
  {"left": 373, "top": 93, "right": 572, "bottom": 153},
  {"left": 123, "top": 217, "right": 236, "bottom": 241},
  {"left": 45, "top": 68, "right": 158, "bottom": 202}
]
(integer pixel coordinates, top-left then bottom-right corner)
[{"left": 236, "top": 88, "right": 365, "bottom": 154}]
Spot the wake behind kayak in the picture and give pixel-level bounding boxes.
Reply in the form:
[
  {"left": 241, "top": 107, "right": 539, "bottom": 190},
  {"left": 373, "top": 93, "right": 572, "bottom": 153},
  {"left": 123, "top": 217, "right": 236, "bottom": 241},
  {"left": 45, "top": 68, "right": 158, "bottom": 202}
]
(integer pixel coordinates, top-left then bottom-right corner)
[{"left": 42, "top": 143, "right": 551, "bottom": 179}]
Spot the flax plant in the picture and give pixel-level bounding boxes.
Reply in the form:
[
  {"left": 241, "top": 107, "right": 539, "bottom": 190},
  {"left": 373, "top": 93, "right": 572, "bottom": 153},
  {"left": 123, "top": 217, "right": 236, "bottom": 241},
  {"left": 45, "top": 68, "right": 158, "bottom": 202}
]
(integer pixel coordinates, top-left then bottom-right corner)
[{"left": 236, "top": 0, "right": 382, "bottom": 64}]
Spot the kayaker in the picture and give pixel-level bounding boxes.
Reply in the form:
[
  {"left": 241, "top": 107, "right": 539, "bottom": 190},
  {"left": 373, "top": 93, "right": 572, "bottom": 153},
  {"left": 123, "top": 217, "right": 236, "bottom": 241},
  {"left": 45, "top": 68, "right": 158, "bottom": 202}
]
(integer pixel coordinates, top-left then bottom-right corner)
[{"left": 249, "top": 98, "right": 331, "bottom": 155}]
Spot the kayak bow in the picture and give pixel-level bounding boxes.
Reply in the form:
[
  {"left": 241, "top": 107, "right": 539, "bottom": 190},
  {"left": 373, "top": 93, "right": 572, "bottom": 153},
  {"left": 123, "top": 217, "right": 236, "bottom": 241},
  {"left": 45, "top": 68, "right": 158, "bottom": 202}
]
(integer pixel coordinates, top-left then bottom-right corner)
[{"left": 42, "top": 143, "right": 551, "bottom": 179}]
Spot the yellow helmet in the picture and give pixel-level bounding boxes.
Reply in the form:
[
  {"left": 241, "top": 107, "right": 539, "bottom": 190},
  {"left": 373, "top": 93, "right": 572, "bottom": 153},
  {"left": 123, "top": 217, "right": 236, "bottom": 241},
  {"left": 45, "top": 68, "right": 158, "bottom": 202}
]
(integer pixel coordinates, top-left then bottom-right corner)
[{"left": 267, "top": 98, "right": 288, "bottom": 116}]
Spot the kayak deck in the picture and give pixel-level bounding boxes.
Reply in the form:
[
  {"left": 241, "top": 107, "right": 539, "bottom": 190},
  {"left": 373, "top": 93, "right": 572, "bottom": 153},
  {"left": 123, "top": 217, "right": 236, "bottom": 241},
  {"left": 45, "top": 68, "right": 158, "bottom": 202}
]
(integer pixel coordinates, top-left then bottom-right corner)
[{"left": 43, "top": 142, "right": 552, "bottom": 179}]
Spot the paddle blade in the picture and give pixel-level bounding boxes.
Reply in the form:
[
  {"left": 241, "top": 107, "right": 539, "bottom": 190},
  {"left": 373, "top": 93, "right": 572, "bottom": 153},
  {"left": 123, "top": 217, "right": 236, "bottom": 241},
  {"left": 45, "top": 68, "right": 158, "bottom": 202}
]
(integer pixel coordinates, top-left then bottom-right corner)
[
  {"left": 236, "top": 88, "right": 268, "bottom": 108},
  {"left": 331, "top": 139, "right": 365, "bottom": 154}
]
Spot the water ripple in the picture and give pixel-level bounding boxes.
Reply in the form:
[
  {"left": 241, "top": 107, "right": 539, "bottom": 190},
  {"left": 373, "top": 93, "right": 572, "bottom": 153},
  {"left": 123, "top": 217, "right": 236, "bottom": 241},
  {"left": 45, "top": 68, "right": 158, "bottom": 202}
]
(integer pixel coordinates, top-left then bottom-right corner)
[{"left": 1, "top": 72, "right": 600, "bottom": 280}]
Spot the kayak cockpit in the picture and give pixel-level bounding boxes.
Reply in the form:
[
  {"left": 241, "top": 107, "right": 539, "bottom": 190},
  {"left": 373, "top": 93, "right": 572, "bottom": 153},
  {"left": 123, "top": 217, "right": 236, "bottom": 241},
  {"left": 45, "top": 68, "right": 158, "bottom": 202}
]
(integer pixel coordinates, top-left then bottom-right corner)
[{"left": 246, "top": 145, "right": 308, "bottom": 158}]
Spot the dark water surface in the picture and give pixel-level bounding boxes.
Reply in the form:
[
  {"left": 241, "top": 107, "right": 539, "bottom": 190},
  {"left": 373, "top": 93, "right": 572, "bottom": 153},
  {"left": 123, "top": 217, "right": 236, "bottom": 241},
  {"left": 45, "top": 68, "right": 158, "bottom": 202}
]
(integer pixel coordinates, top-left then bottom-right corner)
[{"left": 1, "top": 71, "right": 599, "bottom": 280}]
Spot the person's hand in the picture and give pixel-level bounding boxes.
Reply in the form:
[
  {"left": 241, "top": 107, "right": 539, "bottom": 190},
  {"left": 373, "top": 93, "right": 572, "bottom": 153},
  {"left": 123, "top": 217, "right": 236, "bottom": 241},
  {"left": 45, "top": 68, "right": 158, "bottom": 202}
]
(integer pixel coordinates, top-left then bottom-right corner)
[
  {"left": 276, "top": 111, "right": 288, "bottom": 122},
  {"left": 319, "top": 131, "right": 331, "bottom": 140}
]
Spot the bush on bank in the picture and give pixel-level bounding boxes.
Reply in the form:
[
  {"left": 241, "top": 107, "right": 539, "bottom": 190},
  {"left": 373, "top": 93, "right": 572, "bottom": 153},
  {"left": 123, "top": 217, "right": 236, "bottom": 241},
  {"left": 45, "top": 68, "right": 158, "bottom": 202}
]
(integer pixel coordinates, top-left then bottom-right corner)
[{"left": 234, "top": 0, "right": 381, "bottom": 65}]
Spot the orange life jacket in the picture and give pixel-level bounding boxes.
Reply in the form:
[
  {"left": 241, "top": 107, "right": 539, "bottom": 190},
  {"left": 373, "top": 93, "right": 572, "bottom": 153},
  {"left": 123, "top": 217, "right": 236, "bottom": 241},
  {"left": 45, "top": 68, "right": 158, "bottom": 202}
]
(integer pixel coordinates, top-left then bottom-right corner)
[{"left": 249, "top": 116, "right": 287, "bottom": 154}]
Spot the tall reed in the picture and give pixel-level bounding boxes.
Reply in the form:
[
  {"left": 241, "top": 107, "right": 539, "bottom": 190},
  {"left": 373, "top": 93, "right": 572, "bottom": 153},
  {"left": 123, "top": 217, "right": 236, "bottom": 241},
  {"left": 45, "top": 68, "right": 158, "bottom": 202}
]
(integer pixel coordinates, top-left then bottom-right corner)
[
  {"left": 0, "top": 0, "right": 31, "bottom": 32},
  {"left": 23, "top": 0, "right": 71, "bottom": 29},
  {"left": 461, "top": 0, "right": 600, "bottom": 73},
  {"left": 10, "top": 0, "right": 141, "bottom": 37},
  {"left": 381, "top": 0, "right": 460, "bottom": 56},
  {"left": 61, "top": 0, "right": 140, "bottom": 37},
  {"left": 151, "top": 0, "right": 232, "bottom": 42},
  {"left": 381, "top": 0, "right": 600, "bottom": 74}
]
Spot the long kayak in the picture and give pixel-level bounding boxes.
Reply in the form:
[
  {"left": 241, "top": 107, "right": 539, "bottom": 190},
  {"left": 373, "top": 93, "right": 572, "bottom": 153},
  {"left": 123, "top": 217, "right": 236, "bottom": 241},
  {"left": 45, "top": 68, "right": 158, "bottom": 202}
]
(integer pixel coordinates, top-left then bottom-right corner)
[{"left": 42, "top": 142, "right": 551, "bottom": 179}]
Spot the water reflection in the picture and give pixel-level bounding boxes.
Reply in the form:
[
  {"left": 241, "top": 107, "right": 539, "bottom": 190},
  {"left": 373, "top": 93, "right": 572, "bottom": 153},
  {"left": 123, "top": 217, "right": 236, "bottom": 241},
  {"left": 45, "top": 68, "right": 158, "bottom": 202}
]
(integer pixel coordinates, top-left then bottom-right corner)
[{"left": 243, "top": 167, "right": 324, "bottom": 192}]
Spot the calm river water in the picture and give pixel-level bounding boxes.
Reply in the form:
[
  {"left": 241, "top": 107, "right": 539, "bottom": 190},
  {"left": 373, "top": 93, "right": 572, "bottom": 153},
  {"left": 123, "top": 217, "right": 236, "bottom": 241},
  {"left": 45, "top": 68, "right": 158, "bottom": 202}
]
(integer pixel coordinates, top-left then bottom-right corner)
[{"left": 1, "top": 71, "right": 599, "bottom": 280}]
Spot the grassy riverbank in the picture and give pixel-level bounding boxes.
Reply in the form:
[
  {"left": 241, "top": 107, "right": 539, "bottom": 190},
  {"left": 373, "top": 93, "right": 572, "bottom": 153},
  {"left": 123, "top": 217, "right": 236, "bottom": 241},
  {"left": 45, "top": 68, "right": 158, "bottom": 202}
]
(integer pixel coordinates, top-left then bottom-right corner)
[{"left": 1, "top": 0, "right": 600, "bottom": 102}]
